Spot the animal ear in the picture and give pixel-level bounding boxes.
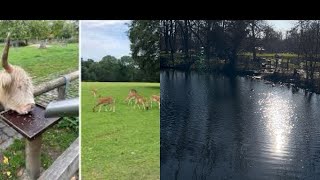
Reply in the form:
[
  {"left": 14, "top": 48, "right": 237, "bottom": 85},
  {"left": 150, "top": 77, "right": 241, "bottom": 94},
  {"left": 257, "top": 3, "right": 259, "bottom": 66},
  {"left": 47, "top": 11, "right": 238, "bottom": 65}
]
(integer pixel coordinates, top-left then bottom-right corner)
[{"left": 0, "top": 72, "right": 12, "bottom": 88}]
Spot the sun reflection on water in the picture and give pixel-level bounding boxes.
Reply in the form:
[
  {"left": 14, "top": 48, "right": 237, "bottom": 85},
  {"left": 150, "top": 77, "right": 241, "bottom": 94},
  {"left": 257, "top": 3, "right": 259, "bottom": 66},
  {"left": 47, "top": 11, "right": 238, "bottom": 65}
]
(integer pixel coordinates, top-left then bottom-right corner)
[{"left": 258, "top": 93, "right": 296, "bottom": 154}]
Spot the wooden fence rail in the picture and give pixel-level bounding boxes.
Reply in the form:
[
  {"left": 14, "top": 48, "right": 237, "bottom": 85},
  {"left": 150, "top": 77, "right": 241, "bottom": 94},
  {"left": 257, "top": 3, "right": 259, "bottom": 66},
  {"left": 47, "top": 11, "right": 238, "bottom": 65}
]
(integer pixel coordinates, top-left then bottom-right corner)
[
  {"left": 34, "top": 71, "right": 79, "bottom": 97},
  {"left": 34, "top": 71, "right": 79, "bottom": 180},
  {"left": 38, "top": 138, "right": 79, "bottom": 180}
]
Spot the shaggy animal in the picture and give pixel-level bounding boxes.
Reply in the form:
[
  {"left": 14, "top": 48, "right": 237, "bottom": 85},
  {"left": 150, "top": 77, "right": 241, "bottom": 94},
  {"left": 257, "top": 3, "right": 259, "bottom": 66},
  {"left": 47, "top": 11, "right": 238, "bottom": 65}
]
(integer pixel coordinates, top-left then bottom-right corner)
[
  {"left": 133, "top": 95, "right": 149, "bottom": 110},
  {"left": 92, "top": 96, "right": 116, "bottom": 112},
  {"left": 124, "top": 89, "right": 138, "bottom": 105},
  {"left": 150, "top": 95, "right": 160, "bottom": 109},
  {"left": 0, "top": 33, "right": 35, "bottom": 114}
]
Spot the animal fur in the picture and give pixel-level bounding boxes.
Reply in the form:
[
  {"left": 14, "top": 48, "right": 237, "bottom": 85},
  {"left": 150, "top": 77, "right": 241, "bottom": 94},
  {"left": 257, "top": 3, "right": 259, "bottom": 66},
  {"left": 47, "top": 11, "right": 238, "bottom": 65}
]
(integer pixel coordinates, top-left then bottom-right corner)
[
  {"left": 124, "top": 89, "right": 138, "bottom": 105},
  {"left": 0, "top": 33, "right": 35, "bottom": 114},
  {"left": 93, "top": 96, "right": 116, "bottom": 112},
  {"left": 150, "top": 95, "right": 160, "bottom": 109}
]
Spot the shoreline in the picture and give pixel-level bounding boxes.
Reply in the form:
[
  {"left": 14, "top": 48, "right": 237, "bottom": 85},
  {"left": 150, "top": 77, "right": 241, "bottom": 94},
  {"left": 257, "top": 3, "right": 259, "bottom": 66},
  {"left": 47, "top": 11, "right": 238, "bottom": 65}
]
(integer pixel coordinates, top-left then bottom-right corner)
[{"left": 160, "top": 68, "right": 320, "bottom": 95}]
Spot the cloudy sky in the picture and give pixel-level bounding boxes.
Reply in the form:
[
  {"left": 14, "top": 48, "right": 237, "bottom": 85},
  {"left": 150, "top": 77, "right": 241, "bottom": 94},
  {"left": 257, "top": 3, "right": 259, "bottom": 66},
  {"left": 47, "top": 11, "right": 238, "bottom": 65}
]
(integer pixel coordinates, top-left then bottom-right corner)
[
  {"left": 267, "top": 20, "right": 297, "bottom": 33},
  {"left": 81, "top": 20, "right": 131, "bottom": 61},
  {"left": 81, "top": 20, "right": 297, "bottom": 61}
]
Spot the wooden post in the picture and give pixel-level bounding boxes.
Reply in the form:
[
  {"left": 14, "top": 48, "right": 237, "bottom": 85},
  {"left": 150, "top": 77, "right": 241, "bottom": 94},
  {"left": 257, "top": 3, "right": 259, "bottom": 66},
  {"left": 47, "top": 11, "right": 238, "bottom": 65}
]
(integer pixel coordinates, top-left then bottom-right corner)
[
  {"left": 26, "top": 135, "right": 42, "bottom": 180},
  {"left": 58, "top": 85, "right": 66, "bottom": 100}
]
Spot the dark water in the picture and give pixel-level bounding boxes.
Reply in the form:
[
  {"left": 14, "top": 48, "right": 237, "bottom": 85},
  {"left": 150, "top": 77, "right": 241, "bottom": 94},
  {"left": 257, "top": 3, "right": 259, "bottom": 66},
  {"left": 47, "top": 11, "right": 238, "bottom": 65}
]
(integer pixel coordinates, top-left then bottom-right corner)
[{"left": 160, "top": 70, "right": 320, "bottom": 180}]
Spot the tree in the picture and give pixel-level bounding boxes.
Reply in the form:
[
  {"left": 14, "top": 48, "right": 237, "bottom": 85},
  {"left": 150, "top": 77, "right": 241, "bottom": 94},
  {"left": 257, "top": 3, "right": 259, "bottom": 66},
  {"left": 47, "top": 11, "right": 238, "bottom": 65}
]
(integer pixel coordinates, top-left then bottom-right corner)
[
  {"left": 260, "top": 25, "right": 283, "bottom": 53},
  {"left": 50, "top": 20, "right": 65, "bottom": 39},
  {"left": 247, "top": 20, "right": 265, "bottom": 61},
  {"left": 223, "top": 20, "right": 249, "bottom": 74},
  {"left": 295, "top": 20, "right": 320, "bottom": 84},
  {"left": 128, "top": 20, "right": 160, "bottom": 82},
  {"left": 81, "top": 55, "right": 149, "bottom": 82}
]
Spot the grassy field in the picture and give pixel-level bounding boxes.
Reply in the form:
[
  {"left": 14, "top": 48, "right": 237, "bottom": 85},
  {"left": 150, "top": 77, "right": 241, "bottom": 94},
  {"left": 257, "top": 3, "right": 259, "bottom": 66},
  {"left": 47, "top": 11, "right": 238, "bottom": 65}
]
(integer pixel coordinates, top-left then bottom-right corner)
[
  {"left": 0, "top": 43, "right": 78, "bottom": 80},
  {"left": 81, "top": 82, "right": 160, "bottom": 180},
  {"left": 0, "top": 43, "right": 78, "bottom": 179}
]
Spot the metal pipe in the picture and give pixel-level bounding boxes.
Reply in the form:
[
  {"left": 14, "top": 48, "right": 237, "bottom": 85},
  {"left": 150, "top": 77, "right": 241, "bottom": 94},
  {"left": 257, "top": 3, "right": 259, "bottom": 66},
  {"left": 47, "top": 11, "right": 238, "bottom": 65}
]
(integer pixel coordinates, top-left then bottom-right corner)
[{"left": 44, "top": 98, "right": 79, "bottom": 118}]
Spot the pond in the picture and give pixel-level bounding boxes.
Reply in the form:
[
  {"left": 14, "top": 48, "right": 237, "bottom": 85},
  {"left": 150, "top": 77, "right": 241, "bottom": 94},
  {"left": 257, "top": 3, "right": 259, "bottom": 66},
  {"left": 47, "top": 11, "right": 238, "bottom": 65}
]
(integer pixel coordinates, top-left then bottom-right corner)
[{"left": 160, "top": 70, "right": 320, "bottom": 179}]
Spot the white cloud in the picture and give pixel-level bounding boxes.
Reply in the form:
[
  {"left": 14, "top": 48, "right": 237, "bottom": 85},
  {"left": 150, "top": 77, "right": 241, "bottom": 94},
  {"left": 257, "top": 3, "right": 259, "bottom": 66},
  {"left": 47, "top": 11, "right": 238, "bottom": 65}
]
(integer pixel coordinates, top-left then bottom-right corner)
[
  {"left": 81, "top": 22, "right": 131, "bottom": 60},
  {"left": 267, "top": 20, "right": 297, "bottom": 33}
]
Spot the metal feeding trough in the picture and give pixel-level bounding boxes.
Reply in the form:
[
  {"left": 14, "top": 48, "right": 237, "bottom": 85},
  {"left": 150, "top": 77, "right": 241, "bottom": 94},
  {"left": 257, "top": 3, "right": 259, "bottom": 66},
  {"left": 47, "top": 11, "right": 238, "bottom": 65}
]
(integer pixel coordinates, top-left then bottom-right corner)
[{"left": 0, "top": 104, "right": 61, "bottom": 140}]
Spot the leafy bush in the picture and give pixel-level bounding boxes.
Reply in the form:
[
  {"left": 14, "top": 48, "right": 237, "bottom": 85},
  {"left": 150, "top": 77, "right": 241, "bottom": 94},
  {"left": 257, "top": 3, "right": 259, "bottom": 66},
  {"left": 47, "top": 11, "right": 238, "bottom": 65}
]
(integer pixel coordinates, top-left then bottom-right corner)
[{"left": 57, "top": 117, "right": 79, "bottom": 133}]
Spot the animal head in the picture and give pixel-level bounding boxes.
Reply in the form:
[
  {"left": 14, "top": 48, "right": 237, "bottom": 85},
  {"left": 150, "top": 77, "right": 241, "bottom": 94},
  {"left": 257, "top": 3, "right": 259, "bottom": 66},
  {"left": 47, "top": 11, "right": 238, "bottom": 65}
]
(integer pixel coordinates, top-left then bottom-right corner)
[
  {"left": 129, "top": 89, "right": 137, "bottom": 95},
  {"left": 151, "top": 95, "right": 160, "bottom": 102},
  {"left": 91, "top": 88, "right": 97, "bottom": 96},
  {"left": 145, "top": 101, "right": 150, "bottom": 110},
  {"left": 0, "top": 33, "right": 35, "bottom": 114}
]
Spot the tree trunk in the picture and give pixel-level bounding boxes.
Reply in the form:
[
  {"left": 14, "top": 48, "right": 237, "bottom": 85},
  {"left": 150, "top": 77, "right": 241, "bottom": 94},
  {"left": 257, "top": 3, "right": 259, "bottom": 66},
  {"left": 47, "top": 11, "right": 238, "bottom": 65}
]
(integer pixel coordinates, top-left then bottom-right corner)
[
  {"left": 310, "top": 60, "right": 316, "bottom": 83},
  {"left": 169, "top": 20, "right": 175, "bottom": 66},
  {"left": 205, "top": 20, "right": 211, "bottom": 62},
  {"left": 39, "top": 40, "right": 47, "bottom": 49},
  {"left": 183, "top": 20, "right": 189, "bottom": 65},
  {"left": 228, "top": 50, "right": 237, "bottom": 75},
  {"left": 251, "top": 22, "right": 257, "bottom": 61},
  {"left": 164, "top": 21, "right": 169, "bottom": 54},
  {"left": 305, "top": 59, "right": 309, "bottom": 82}
]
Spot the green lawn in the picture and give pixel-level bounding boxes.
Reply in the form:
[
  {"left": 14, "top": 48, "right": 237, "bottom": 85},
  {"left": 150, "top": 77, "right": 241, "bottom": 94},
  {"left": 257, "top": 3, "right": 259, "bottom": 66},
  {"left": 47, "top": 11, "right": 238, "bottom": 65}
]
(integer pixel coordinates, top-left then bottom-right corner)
[
  {"left": 0, "top": 43, "right": 78, "bottom": 179},
  {"left": 0, "top": 43, "right": 78, "bottom": 80},
  {"left": 81, "top": 82, "right": 160, "bottom": 180}
]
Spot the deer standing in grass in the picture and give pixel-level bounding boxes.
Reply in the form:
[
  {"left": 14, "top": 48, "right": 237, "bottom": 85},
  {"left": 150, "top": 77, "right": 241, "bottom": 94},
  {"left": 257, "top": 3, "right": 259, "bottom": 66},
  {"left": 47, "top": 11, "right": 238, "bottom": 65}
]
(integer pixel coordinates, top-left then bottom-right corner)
[
  {"left": 124, "top": 89, "right": 138, "bottom": 105},
  {"left": 133, "top": 95, "right": 149, "bottom": 110},
  {"left": 150, "top": 95, "right": 160, "bottom": 109},
  {"left": 91, "top": 88, "right": 98, "bottom": 98},
  {"left": 92, "top": 96, "right": 116, "bottom": 112}
]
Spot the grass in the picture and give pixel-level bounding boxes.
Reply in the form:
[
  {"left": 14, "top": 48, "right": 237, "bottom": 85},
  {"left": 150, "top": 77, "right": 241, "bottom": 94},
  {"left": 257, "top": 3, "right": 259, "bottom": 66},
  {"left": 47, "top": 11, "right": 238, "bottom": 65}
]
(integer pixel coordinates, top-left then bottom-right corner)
[
  {"left": 81, "top": 82, "right": 160, "bottom": 180},
  {"left": 0, "top": 127, "right": 78, "bottom": 179},
  {"left": 0, "top": 43, "right": 78, "bottom": 179},
  {"left": 0, "top": 43, "right": 78, "bottom": 79}
]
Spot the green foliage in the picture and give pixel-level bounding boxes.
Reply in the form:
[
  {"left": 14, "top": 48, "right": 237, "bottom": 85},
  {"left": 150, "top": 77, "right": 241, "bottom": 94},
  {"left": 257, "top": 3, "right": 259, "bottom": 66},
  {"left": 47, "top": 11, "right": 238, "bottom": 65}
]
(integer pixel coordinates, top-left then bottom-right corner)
[
  {"left": 128, "top": 20, "right": 160, "bottom": 82},
  {"left": 81, "top": 82, "right": 160, "bottom": 180},
  {"left": 82, "top": 55, "right": 154, "bottom": 82},
  {"left": 58, "top": 117, "right": 79, "bottom": 132},
  {"left": 0, "top": 126, "right": 77, "bottom": 179},
  {"left": 0, "top": 20, "right": 78, "bottom": 43},
  {"left": 0, "top": 139, "right": 25, "bottom": 179},
  {"left": 50, "top": 20, "right": 78, "bottom": 39}
]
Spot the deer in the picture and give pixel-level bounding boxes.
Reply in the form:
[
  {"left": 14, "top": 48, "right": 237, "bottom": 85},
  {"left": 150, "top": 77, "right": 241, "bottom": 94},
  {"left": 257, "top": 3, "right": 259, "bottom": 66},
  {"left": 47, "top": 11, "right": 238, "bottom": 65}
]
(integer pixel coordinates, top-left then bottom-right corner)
[
  {"left": 150, "top": 95, "right": 160, "bottom": 109},
  {"left": 0, "top": 33, "right": 35, "bottom": 115},
  {"left": 91, "top": 88, "right": 98, "bottom": 98},
  {"left": 124, "top": 89, "right": 138, "bottom": 105},
  {"left": 133, "top": 95, "right": 150, "bottom": 110},
  {"left": 92, "top": 96, "right": 116, "bottom": 112}
]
